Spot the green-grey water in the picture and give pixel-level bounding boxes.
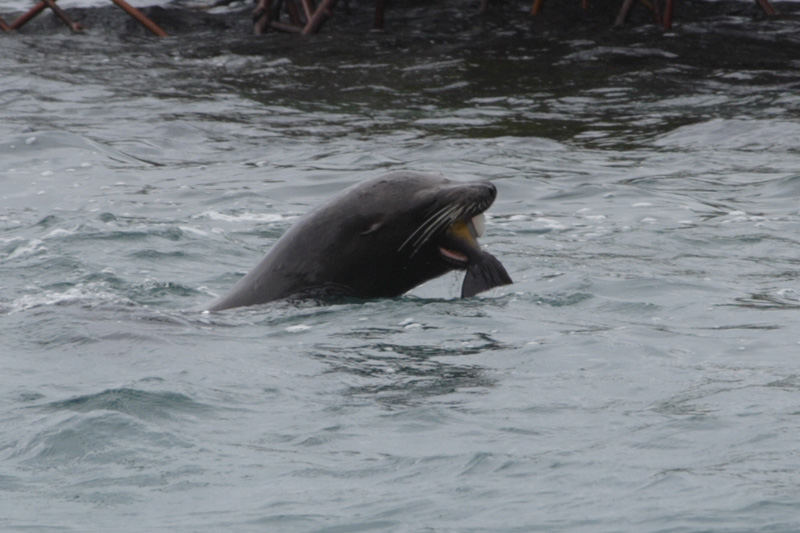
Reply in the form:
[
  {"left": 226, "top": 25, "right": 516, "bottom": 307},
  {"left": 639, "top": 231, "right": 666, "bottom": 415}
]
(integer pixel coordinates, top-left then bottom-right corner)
[{"left": 2, "top": 1, "right": 800, "bottom": 531}]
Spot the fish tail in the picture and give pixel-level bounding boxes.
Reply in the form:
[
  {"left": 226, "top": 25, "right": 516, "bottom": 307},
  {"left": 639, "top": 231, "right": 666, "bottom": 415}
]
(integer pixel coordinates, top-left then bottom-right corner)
[{"left": 461, "top": 251, "right": 513, "bottom": 298}]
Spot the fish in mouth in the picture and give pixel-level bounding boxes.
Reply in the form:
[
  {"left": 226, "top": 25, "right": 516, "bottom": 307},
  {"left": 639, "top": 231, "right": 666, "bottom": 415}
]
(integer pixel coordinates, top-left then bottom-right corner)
[
  {"left": 440, "top": 213, "right": 512, "bottom": 297},
  {"left": 399, "top": 179, "right": 513, "bottom": 298}
]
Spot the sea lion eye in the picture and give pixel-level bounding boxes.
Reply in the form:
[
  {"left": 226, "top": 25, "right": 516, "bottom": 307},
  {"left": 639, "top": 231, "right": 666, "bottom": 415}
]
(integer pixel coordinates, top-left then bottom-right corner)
[{"left": 360, "top": 217, "right": 384, "bottom": 236}]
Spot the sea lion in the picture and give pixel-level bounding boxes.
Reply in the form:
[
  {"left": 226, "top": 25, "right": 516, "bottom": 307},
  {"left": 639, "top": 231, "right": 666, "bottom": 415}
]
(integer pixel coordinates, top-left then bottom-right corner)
[{"left": 207, "top": 171, "right": 512, "bottom": 311}]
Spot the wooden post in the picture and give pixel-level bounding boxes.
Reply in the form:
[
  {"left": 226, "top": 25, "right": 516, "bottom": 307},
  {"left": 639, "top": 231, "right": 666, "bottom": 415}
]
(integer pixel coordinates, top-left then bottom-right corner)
[
  {"left": 374, "top": 0, "right": 384, "bottom": 29},
  {"left": 10, "top": 1, "right": 47, "bottom": 29},
  {"left": 614, "top": 0, "right": 635, "bottom": 26},
  {"left": 253, "top": 0, "right": 271, "bottom": 34},
  {"left": 650, "top": 0, "right": 661, "bottom": 24},
  {"left": 271, "top": 20, "right": 302, "bottom": 32},
  {"left": 7, "top": 0, "right": 166, "bottom": 36},
  {"left": 286, "top": 0, "right": 302, "bottom": 26},
  {"left": 302, "top": 0, "right": 334, "bottom": 34},
  {"left": 110, "top": 0, "right": 167, "bottom": 36},
  {"left": 755, "top": 0, "right": 777, "bottom": 15},
  {"left": 43, "top": 0, "right": 83, "bottom": 32},
  {"left": 300, "top": 0, "right": 314, "bottom": 20},
  {"left": 663, "top": 0, "right": 673, "bottom": 29}
]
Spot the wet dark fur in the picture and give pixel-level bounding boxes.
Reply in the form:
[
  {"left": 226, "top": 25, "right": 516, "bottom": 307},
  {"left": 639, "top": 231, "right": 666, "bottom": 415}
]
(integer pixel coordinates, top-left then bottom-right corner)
[{"left": 208, "top": 171, "right": 511, "bottom": 311}]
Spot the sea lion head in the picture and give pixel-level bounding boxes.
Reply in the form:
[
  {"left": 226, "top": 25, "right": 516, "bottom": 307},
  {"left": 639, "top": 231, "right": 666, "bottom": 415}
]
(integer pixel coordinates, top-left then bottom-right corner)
[{"left": 326, "top": 172, "right": 511, "bottom": 299}]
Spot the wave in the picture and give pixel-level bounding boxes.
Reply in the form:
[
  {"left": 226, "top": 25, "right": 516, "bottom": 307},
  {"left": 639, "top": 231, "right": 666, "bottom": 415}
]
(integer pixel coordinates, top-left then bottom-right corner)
[
  {"left": 200, "top": 211, "right": 292, "bottom": 224},
  {"left": 655, "top": 119, "right": 800, "bottom": 152},
  {"left": 6, "top": 283, "right": 131, "bottom": 313},
  {"left": 7, "top": 390, "right": 204, "bottom": 469},
  {"left": 43, "top": 387, "right": 209, "bottom": 420}
]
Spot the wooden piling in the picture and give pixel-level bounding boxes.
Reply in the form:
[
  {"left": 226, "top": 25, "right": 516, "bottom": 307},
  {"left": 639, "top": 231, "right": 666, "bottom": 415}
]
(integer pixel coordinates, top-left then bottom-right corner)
[
  {"left": 1, "top": 0, "right": 788, "bottom": 39},
  {"left": 7, "top": 0, "right": 165, "bottom": 36},
  {"left": 374, "top": 0, "right": 385, "bottom": 29},
  {"left": 271, "top": 20, "right": 302, "bottom": 32},
  {"left": 286, "top": 0, "right": 302, "bottom": 26},
  {"left": 300, "top": 0, "right": 313, "bottom": 20},
  {"left": 755, "top": 0, "right": 777, "bottom": 15},
  {"left": 302, "top": 0, "right": 335, "bottom": 34},
  {"left": 614, "top": 0, "right": 635, "bottom": 26},
  {"left": 110, "top": 0, "right": 167, "bottom": 36},
  {"left": 43, "top": 0, "right": 83, "bottom": 31},
  {"left": 253, "top": 0, "right": 271, "bottom": 34},
  {"left": 10, "top": 1, "right": 46, "bottom": 29},
  {"left": 663, "top": 0, "right": 673, "bottom": 29}
]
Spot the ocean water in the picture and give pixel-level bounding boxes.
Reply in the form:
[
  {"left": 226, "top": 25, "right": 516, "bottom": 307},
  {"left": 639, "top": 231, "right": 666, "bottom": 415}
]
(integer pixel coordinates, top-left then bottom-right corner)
[{"left": 2, "top": 2, "right": 800, "bottom": 531}]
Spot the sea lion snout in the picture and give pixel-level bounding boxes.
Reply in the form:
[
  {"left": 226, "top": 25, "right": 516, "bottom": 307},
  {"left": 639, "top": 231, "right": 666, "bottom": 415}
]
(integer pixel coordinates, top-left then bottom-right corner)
[{"left": 482, "top": 181, "right": 497, "bottom": 199}]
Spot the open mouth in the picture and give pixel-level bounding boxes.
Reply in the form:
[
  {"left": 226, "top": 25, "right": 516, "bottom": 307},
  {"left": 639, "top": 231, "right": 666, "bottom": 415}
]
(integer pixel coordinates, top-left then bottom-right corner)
[
  {"left": 396, "top": 179, "right": 511, "bottom": 298},
  {"left": 398, "top": 181, "right": 497, "bottom": 265},
  {"left": 438, "top": 212, "right": 486, "bottom": 267},
  {"left": 439, "top": 208, "right": 513, "bottom": 298}
]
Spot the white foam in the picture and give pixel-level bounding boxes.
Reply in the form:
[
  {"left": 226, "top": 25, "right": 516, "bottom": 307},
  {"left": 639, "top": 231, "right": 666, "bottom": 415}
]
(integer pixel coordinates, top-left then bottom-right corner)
[
  {"left": 201, "top": 211, "right": 290, "bottom": 224},
  {"left": 583, "top": 215, "right": 607, "bottom": 222},
  {"left": 9, "top": 284, "right": 125, "bottom": 313},
  {"left": 44, "top": 228, "right": 76, "bottom": 240},
  {"left": 178, "top": 225, "right": 210, "bottom": 237},
  {"left": 534, "top": 217, "right": 567, "bottom": 230},
  {"left": 6, "top": 239, "right": 46, "bottom": 260}
]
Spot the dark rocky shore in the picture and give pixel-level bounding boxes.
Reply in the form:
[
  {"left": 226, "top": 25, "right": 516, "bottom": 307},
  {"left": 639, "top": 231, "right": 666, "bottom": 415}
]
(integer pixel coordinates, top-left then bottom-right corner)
[{"left": 4, "top": 0, "right": 799, "bottom": 42}]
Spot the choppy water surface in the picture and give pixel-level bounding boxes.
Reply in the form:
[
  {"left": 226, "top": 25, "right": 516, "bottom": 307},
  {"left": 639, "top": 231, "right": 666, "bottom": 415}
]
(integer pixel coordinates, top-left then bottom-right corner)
[{"left": 2, "top": 2, "right": 800, "bottom": 531}]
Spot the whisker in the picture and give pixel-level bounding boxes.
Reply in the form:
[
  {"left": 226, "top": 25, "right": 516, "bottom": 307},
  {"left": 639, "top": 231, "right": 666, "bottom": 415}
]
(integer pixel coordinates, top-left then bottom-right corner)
[
  {"left": 399, "top": 204, "right": 459, "bottom": 255},
  {"left": 400, "top": 208, "right": 446, "bottom": 254},
  {"left": 410, "top": 204, "right": 460, "bottom": 252},
  {"left": 398, "top": 206, "right": 444, "bottom": 252},
  {"left": 398, "top": 197, "right": 485, "bottom": 257}
]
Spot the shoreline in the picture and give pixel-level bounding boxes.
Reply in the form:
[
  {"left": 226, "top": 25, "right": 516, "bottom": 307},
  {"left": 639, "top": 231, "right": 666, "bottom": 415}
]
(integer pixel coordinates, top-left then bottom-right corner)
[{"left": 2, "top": 0, "right": 798, "bottom": 38}]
